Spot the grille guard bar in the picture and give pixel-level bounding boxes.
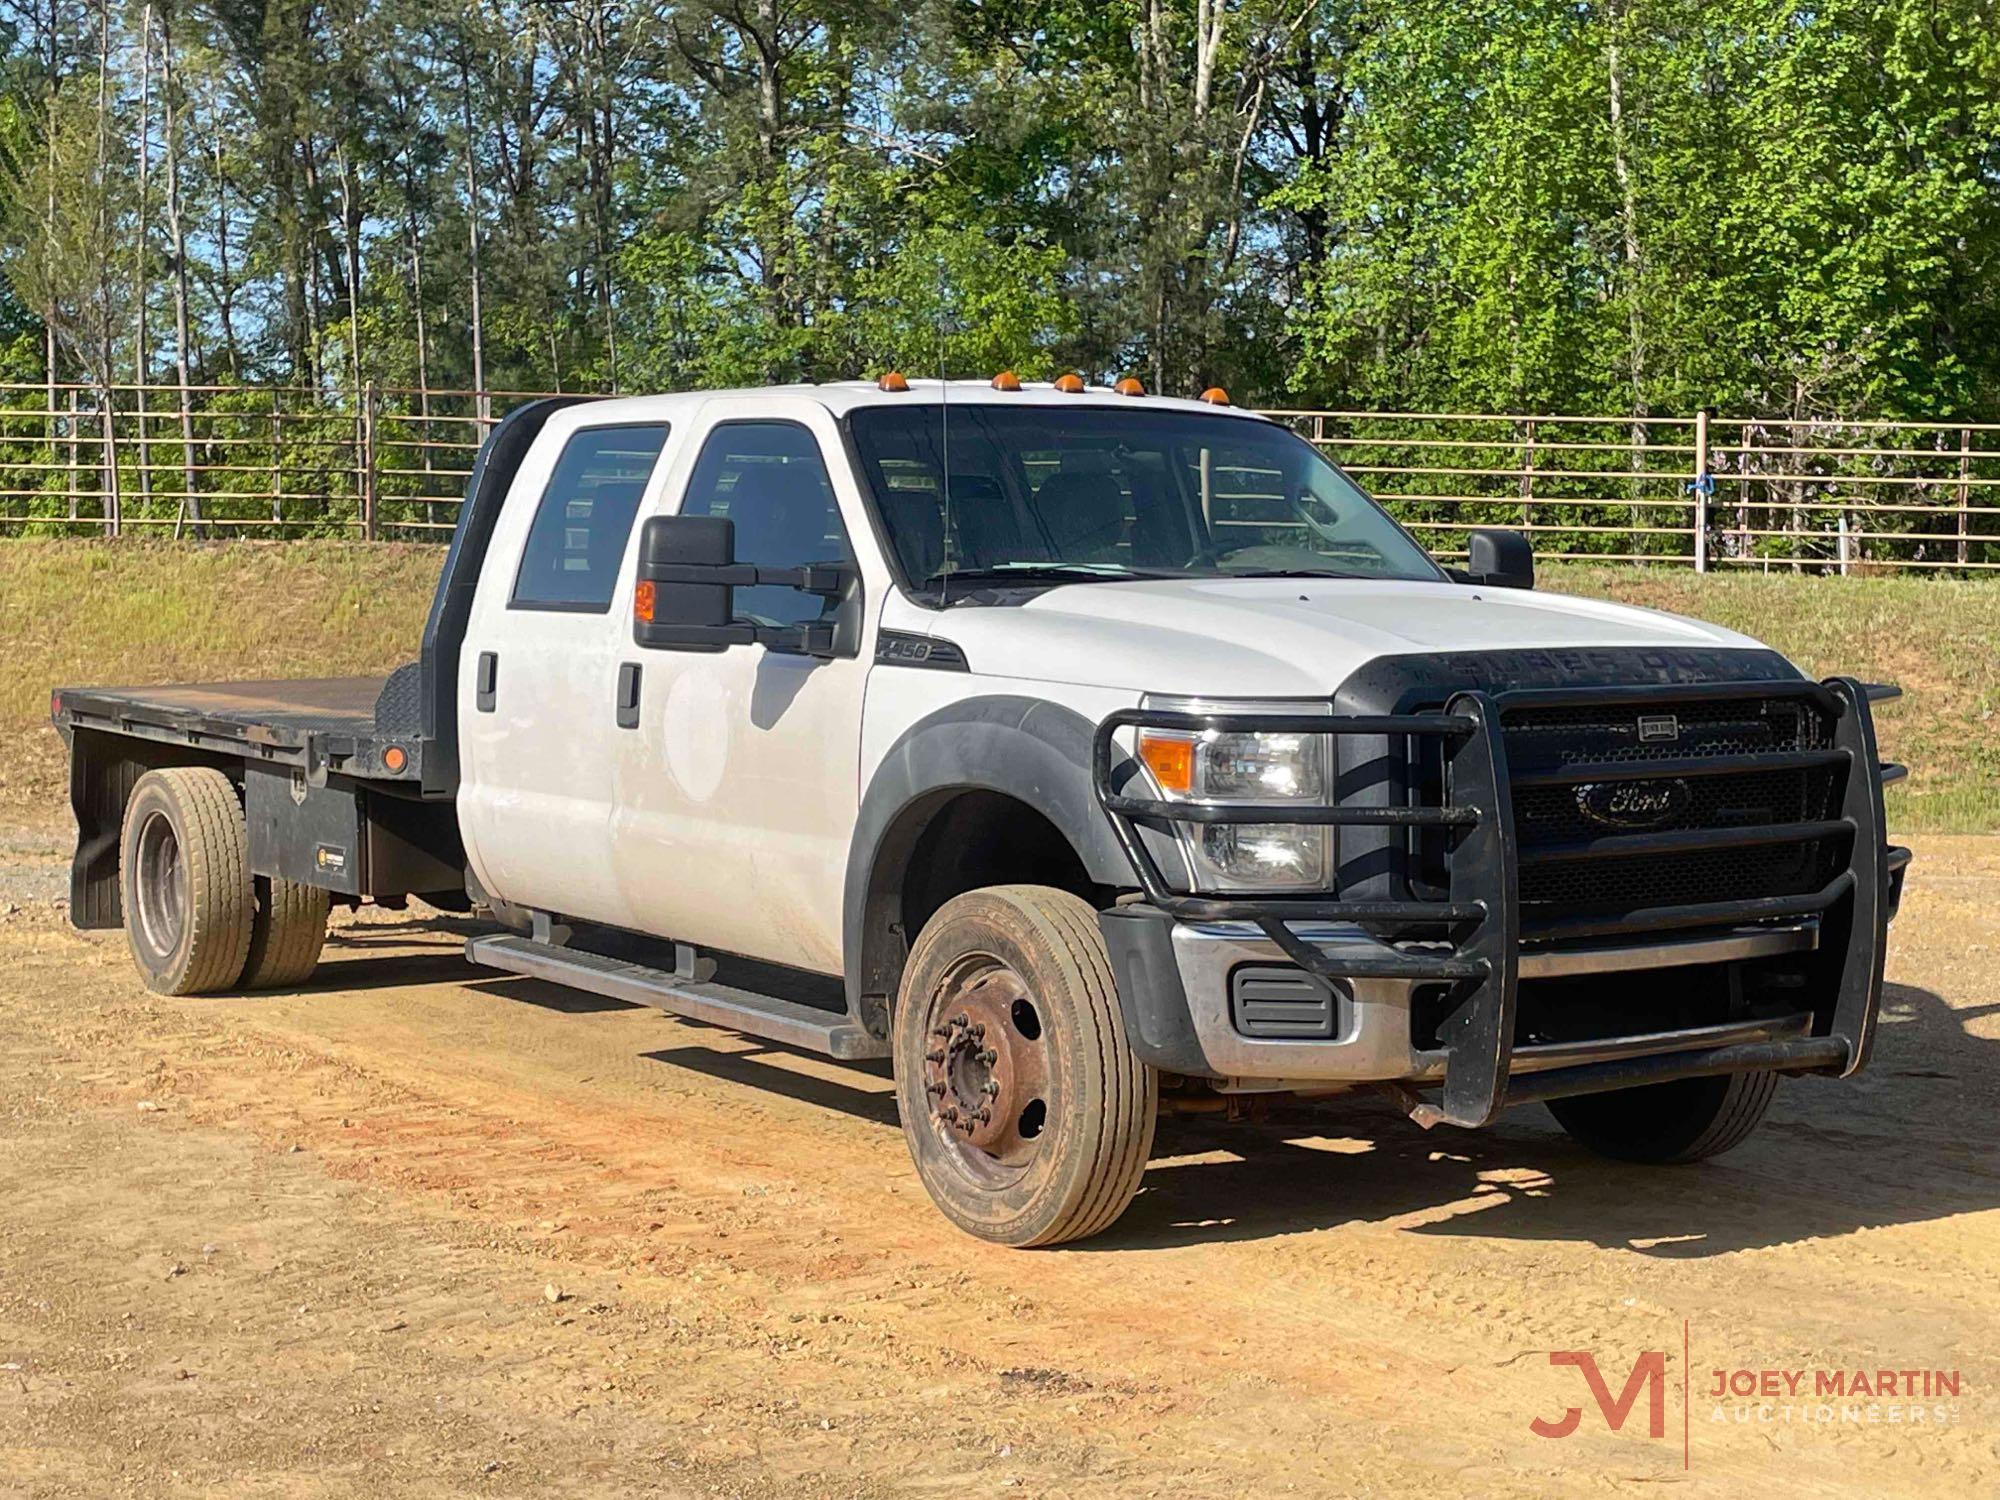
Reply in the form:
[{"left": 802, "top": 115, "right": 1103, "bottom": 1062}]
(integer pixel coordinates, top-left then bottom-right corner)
[{"left": 1089, "top": 676, "right": 1899, "bottom": 1128}]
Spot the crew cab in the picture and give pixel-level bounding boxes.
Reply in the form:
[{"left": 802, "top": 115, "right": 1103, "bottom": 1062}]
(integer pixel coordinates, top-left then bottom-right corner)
[{"left": 52, "top": 378, "right": 1911, "bottom": 1246}]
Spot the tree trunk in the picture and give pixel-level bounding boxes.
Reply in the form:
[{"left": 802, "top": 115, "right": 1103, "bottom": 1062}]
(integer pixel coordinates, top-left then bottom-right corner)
[
  {"left": 93, "top": 0, "right": 119, "bottom": 533},
  {"left": 457, "top": 46, "right": 489, "bottom": 420},
  {"left": 43, "top": 0, "right": 59, "bottom": 501},
  {"left": 133, "top": 3, "right": 153, "bottom": 512},
  {"left": 162, "top": 4, "right": 202, "bottom": 533},
  {"left": 1604, "top": 0, "right": 1647, "bottom": 427},
  {"left": 211, "top": 127, "right": 241, "bottom": 376}
]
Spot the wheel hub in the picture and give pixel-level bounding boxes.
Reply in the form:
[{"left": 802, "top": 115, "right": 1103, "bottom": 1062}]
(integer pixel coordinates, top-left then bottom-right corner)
[
  {"left": 134, "top": 810, "right": 186, "bottom": 960},
  {"left": 922, "top": 965, "right": 1050, "bottom": 1166}
]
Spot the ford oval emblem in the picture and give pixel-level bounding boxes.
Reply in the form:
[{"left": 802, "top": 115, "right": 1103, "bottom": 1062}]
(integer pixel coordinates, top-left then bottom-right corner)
[{"left": 1575, "top": 778, "right": 1690, "bottom": 829}]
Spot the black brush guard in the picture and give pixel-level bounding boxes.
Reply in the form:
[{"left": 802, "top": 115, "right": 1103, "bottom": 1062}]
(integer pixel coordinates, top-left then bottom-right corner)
[{"left": 1091, "top": 677, "right": 1903, "bottom": 1128}]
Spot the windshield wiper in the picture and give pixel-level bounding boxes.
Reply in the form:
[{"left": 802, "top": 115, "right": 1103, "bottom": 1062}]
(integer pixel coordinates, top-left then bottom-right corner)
[
  {"left": 919, "top": 563, "right": 1150, "bottom": 590},
  {"left": 1221, "top": 567, "right": 1366, "bottom": 580}
]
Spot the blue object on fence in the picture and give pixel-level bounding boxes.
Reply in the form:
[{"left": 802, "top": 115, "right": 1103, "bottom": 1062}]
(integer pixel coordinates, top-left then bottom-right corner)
[{"left": 1686, "top": 472, "right": 1716, "bottom": 498}]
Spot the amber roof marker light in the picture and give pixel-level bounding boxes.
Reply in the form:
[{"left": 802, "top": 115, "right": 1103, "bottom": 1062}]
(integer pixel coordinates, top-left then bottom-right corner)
[
  {"left": 1198, "top": 387, "right": 1231, "bottom": 406},
  {"left": 878, "top": 371, "right": 910, "bottom": 392},
  {"left": 1053, "top": 372, "right": 1086, "bottom": 394},
  {"left": 990, "top": 370, "right": 1022, "bottom": 391},
  {"left": 1113, "top": 376, "right": 1146, "bottom": 397}
]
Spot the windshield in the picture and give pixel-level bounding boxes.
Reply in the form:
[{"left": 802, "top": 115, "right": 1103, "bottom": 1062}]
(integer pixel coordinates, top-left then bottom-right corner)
[{"left": 847, "top": 405, "right": 1443, "bottom": 596}]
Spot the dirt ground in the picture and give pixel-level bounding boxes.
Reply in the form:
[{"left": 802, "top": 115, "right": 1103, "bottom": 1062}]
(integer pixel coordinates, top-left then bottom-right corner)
[{"left": 0, "top": 820, "right": 1995, "bottom": 1497}]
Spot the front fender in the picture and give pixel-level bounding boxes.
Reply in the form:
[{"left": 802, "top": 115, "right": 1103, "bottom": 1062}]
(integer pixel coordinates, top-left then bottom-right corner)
[{"left": 842, "top": 696, "right": 1140, "bottom": 1027}]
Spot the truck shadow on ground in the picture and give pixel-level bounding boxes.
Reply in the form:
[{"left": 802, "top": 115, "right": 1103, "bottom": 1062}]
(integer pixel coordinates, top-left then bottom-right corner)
[
  {"left": 332, "top": 926, "right": 1998, "bottom": 1258},
  {"left": 1096, "top": 981, "right": 1999, "bottom": 1257},
  {"left": 574, "top": 972, "right": 1995, "bottom": 1259}
]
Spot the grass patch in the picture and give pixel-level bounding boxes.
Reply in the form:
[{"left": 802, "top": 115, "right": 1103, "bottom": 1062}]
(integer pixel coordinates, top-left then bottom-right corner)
[
  {"left": 0, "top": 541, "right": 1991, "bottom": 832},
  {"left": 0, "top": 540, "right": 440, "bottom": 821}
]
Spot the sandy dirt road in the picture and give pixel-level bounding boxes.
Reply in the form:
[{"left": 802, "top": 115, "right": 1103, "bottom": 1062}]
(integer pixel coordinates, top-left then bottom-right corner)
[{"left": 0, "top": 826, "right": 1995, "bottom": 1497}]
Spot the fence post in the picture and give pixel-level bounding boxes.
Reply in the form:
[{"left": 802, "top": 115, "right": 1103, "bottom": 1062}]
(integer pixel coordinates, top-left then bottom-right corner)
[
  {"left": 100, "top": 387, "right": 121, "bottom": 537},
  {"left": 1693, "top": 408, "right": 1710, "bottom": 572},
  {"left": 1519, "top": 418, "right": 1535, "bottom": 531},
  {"left": 1960, "top": 428, "right": 1973, "bottom": 568},
  {"left": 270, "top": 395, "right": 283, "bottom": 527},
  {"left": 361, "top": 379, "right": 379, "bottom": 540},
  {"left": 66, "top": 388, "right": 78, "bottom": 522}
]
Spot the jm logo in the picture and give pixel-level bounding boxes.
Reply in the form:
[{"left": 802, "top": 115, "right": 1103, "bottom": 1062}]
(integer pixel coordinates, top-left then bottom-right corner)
[{"left": 1531, "top": 1351, "right": 1668, "bottom": 1440}]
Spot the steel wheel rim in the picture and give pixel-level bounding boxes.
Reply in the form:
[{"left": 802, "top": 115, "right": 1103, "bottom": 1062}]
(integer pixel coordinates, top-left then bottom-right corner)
[
  {"left": 919, "top": 952, "right": 1054, "bottom": 1192},
  {"left": 133, "top": 809, "right": 187, "bottom": 962}
]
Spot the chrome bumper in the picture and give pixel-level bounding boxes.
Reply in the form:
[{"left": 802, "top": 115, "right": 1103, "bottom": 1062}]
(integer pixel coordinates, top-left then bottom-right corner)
[{"left": 1142, "top": 916, "right": 1821, "bottom": 1089}]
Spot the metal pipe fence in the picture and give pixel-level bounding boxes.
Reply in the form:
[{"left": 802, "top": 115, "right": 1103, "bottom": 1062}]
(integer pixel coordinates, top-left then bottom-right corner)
[
  {"left": 1279, "top": 409, "right": 2000, "bottom": 572},
  {"left": 1, "top": 383, "right": 1996, "bottom": 573}
]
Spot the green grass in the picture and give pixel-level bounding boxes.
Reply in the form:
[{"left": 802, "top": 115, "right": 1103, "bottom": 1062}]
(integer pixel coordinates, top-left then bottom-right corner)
[
  {"left": 0, "top": 540, "right": 441, "bottom": 821},
  {"left": 0, "top": 542, "right": 1991, "bottom": 831}
]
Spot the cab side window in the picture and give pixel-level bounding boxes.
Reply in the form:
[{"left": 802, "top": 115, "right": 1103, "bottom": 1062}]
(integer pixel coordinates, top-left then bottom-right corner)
[
  {"left": 512, "top": 423, "right": 669, "bottom": 611},
  {"left": 680, "top": 422, "right": 852, "bottom": 627}
]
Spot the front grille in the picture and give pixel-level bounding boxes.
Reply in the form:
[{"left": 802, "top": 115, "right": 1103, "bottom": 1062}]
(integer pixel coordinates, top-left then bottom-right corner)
[{"left": 1501, "top": 692, "right": 1847, "bottom": 929}]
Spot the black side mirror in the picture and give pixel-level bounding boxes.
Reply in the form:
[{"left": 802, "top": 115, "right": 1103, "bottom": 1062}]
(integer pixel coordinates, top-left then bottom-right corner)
[
  {"left": 1464, "top": 528, "right": 1534, "bottom": 590},
  {"left": 632, "top": 513, "right": 857, "bottom": 657},
  {"left": 634, "top": 514, "right": 738, "bottom": 653}
]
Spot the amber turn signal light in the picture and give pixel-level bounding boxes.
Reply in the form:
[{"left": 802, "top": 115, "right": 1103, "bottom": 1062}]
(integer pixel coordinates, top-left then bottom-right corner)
[
  {"left": 991, "top": 370, "right": 1022, "bottom": 391},
  {"left": 1053, "top": 372, "right": 1085, "bottom": 394},
  {"left": 1113, "top": 377, "right": 1145, "bottom": 397},
  {"left": 634, "top": 579, "right": 656, "bottom": 623},
  {"left": 878, "top": 371, "right": 910, "bottom": 392},
  {"left": 1137, "top": 731, "right": 1196, "bottom": 796}
]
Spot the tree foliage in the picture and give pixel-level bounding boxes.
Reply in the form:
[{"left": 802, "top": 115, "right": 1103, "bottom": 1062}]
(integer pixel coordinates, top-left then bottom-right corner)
[{"left": 0, "top": 0, "right": 1988, "bottom": 417}]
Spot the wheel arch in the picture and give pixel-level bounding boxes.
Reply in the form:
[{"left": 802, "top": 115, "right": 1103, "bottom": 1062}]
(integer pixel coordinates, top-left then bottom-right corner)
[{"left": 844, "top": 697, "right": 1137, "bottom": 1033}]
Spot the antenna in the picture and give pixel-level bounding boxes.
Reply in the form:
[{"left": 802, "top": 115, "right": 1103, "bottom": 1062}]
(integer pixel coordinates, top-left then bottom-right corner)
[{"left": 937, "top": 263, "right": 952, "bottom": 607}]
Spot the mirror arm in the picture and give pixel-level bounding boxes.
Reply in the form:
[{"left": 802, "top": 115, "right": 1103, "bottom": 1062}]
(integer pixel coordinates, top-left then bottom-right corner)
[
  {"left": 641, "top": 560, "right": 851, "bottom": 599},
  {"left": 629, "top": 619, "right": 836, "bottom": 658}
]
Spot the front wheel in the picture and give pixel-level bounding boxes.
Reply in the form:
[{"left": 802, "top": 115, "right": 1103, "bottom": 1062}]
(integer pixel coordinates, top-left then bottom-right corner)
[
  {"left": 893, "top": 886, "right": 1156, "bottom": 1247},
  {"left": 1547, "top": 1069, "right": 1778, "bottom": 1164}
]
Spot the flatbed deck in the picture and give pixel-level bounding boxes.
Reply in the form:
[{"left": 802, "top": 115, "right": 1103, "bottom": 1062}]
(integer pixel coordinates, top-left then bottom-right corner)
[{"left": 54, "top": 665, "right": 426, "bottom": 786}]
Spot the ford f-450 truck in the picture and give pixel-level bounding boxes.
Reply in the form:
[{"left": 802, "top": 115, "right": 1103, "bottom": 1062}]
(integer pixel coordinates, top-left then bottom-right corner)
[{"left": 52, "top": 379, "right": 1910, "bottom": 1246}]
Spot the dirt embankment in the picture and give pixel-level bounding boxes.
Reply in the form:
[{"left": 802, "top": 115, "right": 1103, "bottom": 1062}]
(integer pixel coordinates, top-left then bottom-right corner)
[{"left": 1, "top": 836, "right": 1997, "bottom": 1497}]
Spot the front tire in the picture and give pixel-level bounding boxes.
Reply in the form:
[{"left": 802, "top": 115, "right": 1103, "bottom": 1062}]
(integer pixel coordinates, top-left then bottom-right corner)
[
  {"left": 118, "top": 767, "right": 255, "bottom": 996},
  {"left": 1548, "top": 1070, "right": 1778, "bottom": 1164},
  {"left": 893, "top": 886, "right": 1157, "bottom": 1247}
]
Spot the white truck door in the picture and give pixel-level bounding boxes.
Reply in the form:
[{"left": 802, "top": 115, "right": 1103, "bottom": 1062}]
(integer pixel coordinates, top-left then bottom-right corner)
[
  {"left": 456, "top": 415, "right": 675, "bottom": 928},
  {"left": 611, "top": 403, "right": 875, "bottom": 974}
]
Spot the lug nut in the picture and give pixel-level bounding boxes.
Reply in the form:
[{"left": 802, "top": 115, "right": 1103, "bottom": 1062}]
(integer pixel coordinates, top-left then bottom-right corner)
[
  {"left": 980, "top": 1049, "right": 997, "bottom": 1066},
  {"left": 925, "top": 1049, "right": 944, "bottom": 1064},
  {"left": 982, "top": 1080, "right": 1000, "bottom": 1096}
]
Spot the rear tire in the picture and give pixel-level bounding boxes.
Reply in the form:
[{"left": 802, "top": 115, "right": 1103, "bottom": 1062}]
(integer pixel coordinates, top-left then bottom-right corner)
[
  {"left": 118, "top": 767, "right": 255, "bottom": 996},
  {"left": 242, "top": 876, "right": 330, "bottom": 989},
  {"left": 893, "top": 885, "right": 1156, "bottom": 1247},
  {"left": 1548, "top": 1070, "right": 1778, "bottom": 1164}
]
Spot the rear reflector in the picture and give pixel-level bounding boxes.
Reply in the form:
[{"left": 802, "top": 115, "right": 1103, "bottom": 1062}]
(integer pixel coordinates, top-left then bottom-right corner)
[{"left": 634, "top": 579, "right": 656, "bottom": 623}]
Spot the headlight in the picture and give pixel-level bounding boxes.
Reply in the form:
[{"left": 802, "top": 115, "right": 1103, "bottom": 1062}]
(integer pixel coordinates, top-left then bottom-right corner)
[{"left": 1136, "top": 716, "right": 1330, "bottom": 891}]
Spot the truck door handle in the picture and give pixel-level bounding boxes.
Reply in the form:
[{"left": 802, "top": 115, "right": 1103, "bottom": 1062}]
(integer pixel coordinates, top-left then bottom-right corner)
[
  {"left": 615, "top": 662, "right": 642, "bottom": 729},
  {"left": 475, "top": 651, "right": 499, "bottom": 712}
]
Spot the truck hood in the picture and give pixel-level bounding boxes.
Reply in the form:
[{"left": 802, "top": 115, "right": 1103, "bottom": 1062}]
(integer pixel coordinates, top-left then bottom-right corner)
[{"left": 929, "top": 577, "right": 1774, "bottom": 697}]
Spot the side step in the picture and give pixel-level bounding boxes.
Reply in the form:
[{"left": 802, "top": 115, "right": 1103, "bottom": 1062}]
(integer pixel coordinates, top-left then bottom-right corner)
[{"left": 465, "top": 933, "right": 890, "bottom": 1060}]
